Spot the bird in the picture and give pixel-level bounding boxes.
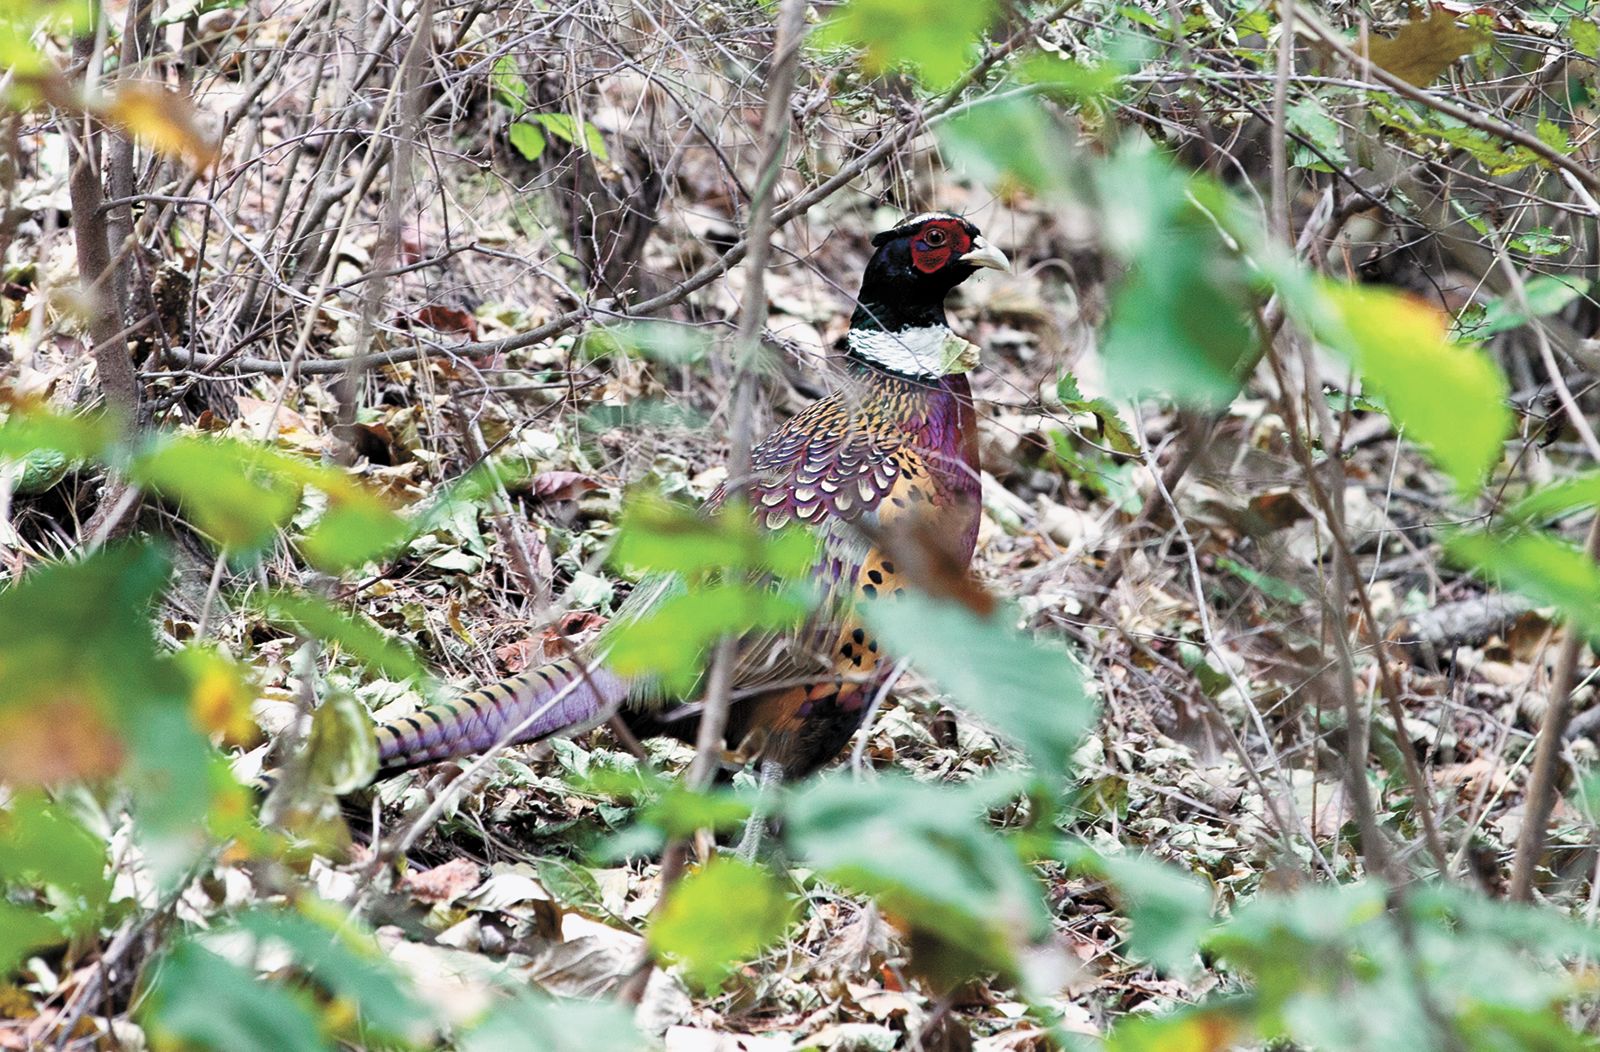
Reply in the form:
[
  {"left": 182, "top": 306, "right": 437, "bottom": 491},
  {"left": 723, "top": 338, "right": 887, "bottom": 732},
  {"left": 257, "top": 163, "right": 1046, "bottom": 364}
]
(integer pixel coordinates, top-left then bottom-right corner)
[{"left": 371, "top": 211, "right": 1009, "bottom": 790}]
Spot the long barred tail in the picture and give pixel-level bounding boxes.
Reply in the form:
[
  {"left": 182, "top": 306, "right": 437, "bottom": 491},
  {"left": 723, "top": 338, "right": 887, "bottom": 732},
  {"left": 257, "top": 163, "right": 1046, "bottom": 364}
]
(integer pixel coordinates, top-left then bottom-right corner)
[{"left": 374, "top": 657, "right": 627, "bottom": 775}]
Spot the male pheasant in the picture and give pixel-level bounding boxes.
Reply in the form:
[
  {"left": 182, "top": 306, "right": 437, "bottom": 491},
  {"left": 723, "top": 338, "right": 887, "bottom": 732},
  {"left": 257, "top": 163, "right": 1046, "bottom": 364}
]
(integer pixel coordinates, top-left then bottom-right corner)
[{"left": 374, "top": 212, "right": 1008, "bottom": 784}]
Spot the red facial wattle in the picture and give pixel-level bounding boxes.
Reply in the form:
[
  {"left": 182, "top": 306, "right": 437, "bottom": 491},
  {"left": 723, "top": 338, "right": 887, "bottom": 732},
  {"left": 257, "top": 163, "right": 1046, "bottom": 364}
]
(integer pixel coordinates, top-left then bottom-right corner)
[{"left": 909, "top": 219, "right": 974, "bottom": 274}]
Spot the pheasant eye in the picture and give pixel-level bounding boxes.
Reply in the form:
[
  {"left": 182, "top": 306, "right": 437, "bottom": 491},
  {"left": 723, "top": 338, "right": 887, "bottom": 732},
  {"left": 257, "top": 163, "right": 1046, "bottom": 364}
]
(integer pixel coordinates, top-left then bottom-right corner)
[{"left": 923, "top": 228, "right": 947, "bottom": 247}]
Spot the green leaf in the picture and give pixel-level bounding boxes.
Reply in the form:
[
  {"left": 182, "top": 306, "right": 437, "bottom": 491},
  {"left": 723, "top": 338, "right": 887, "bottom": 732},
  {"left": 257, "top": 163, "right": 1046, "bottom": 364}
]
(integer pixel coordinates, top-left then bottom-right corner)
[
  {"left": 1506, "top": 469, "right": 1600, "bottom": 524},
  {"left": 1535, "top": 116, "right": 1571, "bottom": 155},
  {"left": 595, "top": 321, "right": 710, "bottom": 365},
  {"left": 1108, "top": 1003, "right": 1249, "bottom": 1052},
  {"left": 0, "top": 544, "right": 193, "bottom": 794},
  {"left": 1570, "top": 15, "right": 1599, "bottom": 58},
  {"left": 0, "top": 407, "right": 118, "bottom": 463},
  {"left": 1314, "top": 283, "right": 1510, "bottom": 494},
  {"left": 461, "top": 992, "right": 642, "bottom": 1052},
  {"left": 649, "top": 859, "right": 796, "bottom": 989},
  {"left": 1286, "top": 98, "right": 1350, "bottom": 172},
  {"left": 1446, "top": 529, "right": 1600, "bottom": 642},
  {"left": 491, "top": 56, "right": 528, "bottom": 115},
  {"left": 508, "top": 121, "right": 546, "bottom": 161},
  {"left": 529, "top": 113, "right": 609, "bottom": 161},
  {"left": 0, "top": 793, "right": 112, "bottom": 919},
  {"left": 130, "top": 434, "right": 301, "bottom": 556},
  {"left": 864, "top": 594, "right": 1093, "bottom": 784},
  {"left": 304, "top": 691, "right": 378, "bottom": 793},
  {"left": 299, "top": 490, "right": 409, "bottom": 573},
  {"left": 0, "top": 900, "right": 67, "bottom": 977},
  {"left": 1216, "top": 557, "right": 1307, "bottom": 605},
  {"left": 256, "top": 589, "right": 427, "bottom": 681},
  {"left": 612, "top": 495, "right": 817, "bottom": 579},
  {"left": 231, "top": 904, "right": 425, "bottom": 1040},
  {"left": 1094, "top": 149, "right": 1257, "bottom": 408},
  {"left": 784, "top": 774, "right": 1050, "bottom": 982},
  {"left": 1057, "top": 372, "right": 1139, "bottom": 455},
  {"left": 1017, "top": 52, "right": 1122, "bottom": 104},
  {"left": 816, "top": 0, "right": 995, "bottom": 89},
  {"left": 606, "top": 582, "right": 810, "bottom": 693},
  {"left": 939, "top": 95, "right": 1072, "bottom": 194},
  {"left": 1473, "top": 276, "right": 1590, "bottom": 338},
  {"left": 142, "top": 942, "right": 332, "bottom": 1052},
  {"left": 1063, "top": 845, "right": 1213, "bottom": 973}
]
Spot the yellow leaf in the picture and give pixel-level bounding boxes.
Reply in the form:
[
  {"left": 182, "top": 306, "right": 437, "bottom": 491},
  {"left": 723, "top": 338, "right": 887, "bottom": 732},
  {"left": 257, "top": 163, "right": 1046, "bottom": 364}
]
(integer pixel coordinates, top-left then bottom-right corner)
[
  {"left": 1362, "top": 10, "right": 1490, "bottom": 87},
  {"left": 181, "top": 647, "right": 259, "bottom": 747},
  {"left": 102, "top": 83, "right": 219, "bottom": 169}
]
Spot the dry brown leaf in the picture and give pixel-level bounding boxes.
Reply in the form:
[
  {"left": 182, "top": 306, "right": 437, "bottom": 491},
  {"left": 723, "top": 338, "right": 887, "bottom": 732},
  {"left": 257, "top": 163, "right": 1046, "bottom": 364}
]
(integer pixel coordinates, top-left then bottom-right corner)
[
  {"left": 0, "top": 695, "right": 123, "bottom": 785},
  {"left": 401, "top": 857, "right": 483, "bottom": 905},
  {"left": 1362, "top": 10, "right": 1490, "bottom": 87},
  {"left": 522, "top": 470, "right": 602, "bottom": 502},
  {"left": 413, "top": 304, "right": 480, "bottom": 338}
]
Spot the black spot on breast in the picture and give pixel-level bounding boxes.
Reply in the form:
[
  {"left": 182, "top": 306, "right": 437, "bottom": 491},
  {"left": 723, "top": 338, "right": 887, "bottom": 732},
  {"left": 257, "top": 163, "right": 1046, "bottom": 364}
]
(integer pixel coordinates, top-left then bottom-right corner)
[
  {"left": 881, "top": 561, "right": 896, "bottom": 574},
  {"left": 868, "top": 569, "right": 884, "bottom": 585},
  {"left": 863, "top": 583, "right": 878, "bottom": 599},
  {"left": 842, "top": 643, "right": 855, "bottom": 658},
  {"left": 868, "top": 640, "right": 879, "bottom": 653},
  {"left": 852, "top": 628, "right": 865, "bottom": 644}
]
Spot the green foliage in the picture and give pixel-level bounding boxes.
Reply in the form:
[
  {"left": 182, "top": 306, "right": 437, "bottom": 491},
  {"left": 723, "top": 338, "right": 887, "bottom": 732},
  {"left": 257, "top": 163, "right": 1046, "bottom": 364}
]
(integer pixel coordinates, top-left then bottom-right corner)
[
  {"left": 1468, "top": 276, "right": 1592, "bottom": 338},
  {"left": 1446, "top": 529, "right": 1600, "bottom": 641},
  {"left": 460, "top": 992, "right": 645, "bottom": 1052},
  {"left": 129, "top": 434, "right": 302, "bottom": 556},
  {"left": 1286, "top": 97, "right": 1350, "bottom": 172},
  {"left": 510, "top": 113, "right": 609, "bottom": 162},
  {"left": 143, "top": 942, "right": 331, "bottom": 1052},
  {"left": 303, "top": 691, "right": 378, "bottom": 793},
  {"left": 1094, "top": 148, "right": 1259, "bottom": 408},
  {"left": 940, "top": 95, "right": 1072, "bottom": 195},
  {"left": 144, "top": 905, "right": 426, "bottom": 1050},
  {"left": 816, "top": 0, "right": 994, "bottom": 89},
  {"left": 0, "top": 408, "right": 118, "bottom": 462},
  {"left": 611, "top": 494, "right": 816, "bottom": 579},
  {"left": 866, "top": 594, "right": 1093, "bottom": 785},
  {"left": 0, "top": 0, "right": 92, "bottom": 80},
  {"left": 0, "top": 793, "right": 113, "bottom": 973},
  {"left": 649, "top": 859, "right": 797, "bottom": 988},
  {"left": 604, "top": 494, "right": 819, "bottom": 692},
  {"left": 1063, "top": 846, "right": 1213, "bottom": 974},
  {"left": 608, "top": 583, "right": 810, "bottom": 693},
  {"left": 1301, "top": 282, "right": 1511, "bottom": 493},
  {"left": 785, "top": 774, "right": 1051, "bottom": 983},
  {"left": 0, "top": 545, "right": 216, "bottom": 829},
  {"left": 1193, "top": 881, "right": 1600, "bottom": 1051},
  {"left": 1056, "top": 373, "right": 1139, "bottom": 456},
  {"left": 256, "top": 589, "right": 428, "bottom": 681}
]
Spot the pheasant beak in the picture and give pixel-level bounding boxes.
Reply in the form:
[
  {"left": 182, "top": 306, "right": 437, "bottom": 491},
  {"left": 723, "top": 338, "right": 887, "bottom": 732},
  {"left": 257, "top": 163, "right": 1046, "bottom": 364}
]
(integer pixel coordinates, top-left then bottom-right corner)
[{"left": 960, "top": 237, "right": 1010, "bottom": 272}]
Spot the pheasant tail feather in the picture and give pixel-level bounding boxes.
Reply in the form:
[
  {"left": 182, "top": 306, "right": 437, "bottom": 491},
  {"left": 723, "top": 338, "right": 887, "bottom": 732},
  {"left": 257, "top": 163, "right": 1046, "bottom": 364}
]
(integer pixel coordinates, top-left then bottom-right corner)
[{"left": 375, "top": 658, "right": 626, "bottom": 774}]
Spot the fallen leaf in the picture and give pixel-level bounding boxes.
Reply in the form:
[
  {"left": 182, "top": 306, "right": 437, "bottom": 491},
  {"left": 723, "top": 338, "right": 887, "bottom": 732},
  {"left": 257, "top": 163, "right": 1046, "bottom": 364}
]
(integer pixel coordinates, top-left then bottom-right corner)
[
  {"left": 524, "top": 470, "right": 601, "bottom": 502},
  {"left": 402, "top": 857, "right": 483, "bottom": 905},
  {"left": 413, "top": 304, "right": 479, "bottom": 338},
  {"left": 1362, "top": 10, "right": 1490, "bottom": 87}
]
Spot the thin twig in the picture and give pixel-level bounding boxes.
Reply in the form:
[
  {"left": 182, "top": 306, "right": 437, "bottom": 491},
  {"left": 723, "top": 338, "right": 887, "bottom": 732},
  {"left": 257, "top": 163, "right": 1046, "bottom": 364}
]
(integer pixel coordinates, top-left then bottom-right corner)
[{"left": 1509, "top": 518, "right": 1600, "bottom": 901}]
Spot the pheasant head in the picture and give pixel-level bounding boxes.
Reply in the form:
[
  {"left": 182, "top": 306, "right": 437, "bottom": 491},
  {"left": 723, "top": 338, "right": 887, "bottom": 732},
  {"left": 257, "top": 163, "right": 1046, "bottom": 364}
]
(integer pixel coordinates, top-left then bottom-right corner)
[{"left": 846, "top": 212, "right": 1009, "bottom": 378}]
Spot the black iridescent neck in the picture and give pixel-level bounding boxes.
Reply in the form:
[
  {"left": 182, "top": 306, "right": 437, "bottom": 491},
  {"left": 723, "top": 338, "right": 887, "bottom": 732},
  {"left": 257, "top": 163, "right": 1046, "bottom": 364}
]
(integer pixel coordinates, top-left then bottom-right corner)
[{"left": 848, "top": 297, "right": 950, "bottom": 333}]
